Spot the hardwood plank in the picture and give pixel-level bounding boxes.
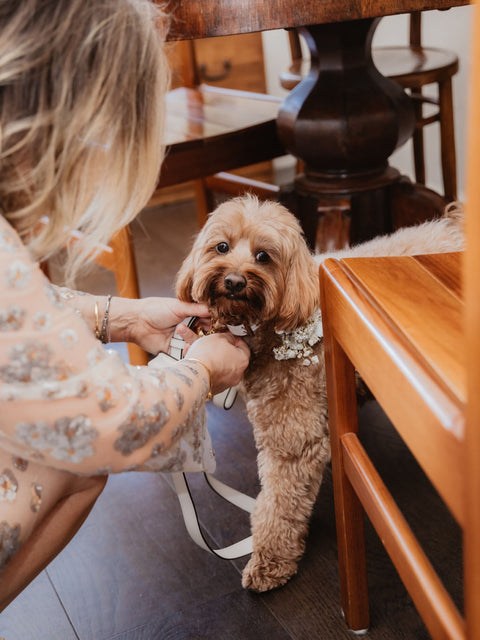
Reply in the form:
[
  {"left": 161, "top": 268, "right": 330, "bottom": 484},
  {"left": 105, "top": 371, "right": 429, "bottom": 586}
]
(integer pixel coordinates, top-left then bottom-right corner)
[
  {"left": 46, "top": 473, "right": 243, "bottom": 639},
  {"left": 464, "top": 4, "right": 480, "bottom": 634},
  {"left": 160, "top": 124, "right": 284, "bottom": 188},
  {"left": 110, "top": 589, "right": 291, "bottom": 640},
  {"left": 0, "top": 571, "right": 77, "bottom": 640}
]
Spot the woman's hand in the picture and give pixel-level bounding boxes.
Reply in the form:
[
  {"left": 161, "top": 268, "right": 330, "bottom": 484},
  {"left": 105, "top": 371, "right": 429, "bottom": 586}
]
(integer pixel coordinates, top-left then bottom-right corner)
[
  {"left": 110, "top": 296, "right": 211, "bottom": 355},
  {"left": 182, "top": 331, "right": 250, "bottom": 394}
]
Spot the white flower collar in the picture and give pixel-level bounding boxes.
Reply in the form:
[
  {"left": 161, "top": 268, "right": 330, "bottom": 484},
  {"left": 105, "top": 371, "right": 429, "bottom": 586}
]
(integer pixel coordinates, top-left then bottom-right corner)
[{"left": 273, "top": 310, "right": 323, "bottom": 366}]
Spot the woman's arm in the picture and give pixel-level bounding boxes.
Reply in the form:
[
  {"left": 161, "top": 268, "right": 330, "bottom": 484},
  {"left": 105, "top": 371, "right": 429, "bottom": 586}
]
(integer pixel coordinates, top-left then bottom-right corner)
[
  {"left": 0, "top": 224, "right": 249, "bottom": 476},
  {"left": 52, "top": 286, "right": 211, "bottom": 355}
]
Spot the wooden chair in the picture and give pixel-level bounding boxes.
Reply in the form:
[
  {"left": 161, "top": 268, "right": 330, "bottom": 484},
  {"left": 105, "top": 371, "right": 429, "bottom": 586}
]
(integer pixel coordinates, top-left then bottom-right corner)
[
  {"left": 280, "top": 12, "right": 458, "bottom": 201},
  {"left": 320, "top": 252, "right": 466, "bottom": 637},
  {"left": 318, "top": 5, "right": 480, "bottom": 636}
]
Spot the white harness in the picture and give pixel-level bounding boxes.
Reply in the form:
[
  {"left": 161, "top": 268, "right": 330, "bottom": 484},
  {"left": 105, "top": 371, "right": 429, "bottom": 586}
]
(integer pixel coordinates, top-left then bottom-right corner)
[{"left": 166, "top": 311, "right": 323, "bottom": 560}]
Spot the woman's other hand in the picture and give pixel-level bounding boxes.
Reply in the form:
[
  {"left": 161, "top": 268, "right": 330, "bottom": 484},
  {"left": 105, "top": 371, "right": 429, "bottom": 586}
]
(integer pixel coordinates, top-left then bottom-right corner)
[{"left": 184, "top": 332, "right": 250, "bottom": 394}]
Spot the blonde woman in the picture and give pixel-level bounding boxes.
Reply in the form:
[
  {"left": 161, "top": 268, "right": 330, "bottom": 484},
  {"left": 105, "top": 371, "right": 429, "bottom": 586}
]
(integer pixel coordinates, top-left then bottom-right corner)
[{"left": 0, "top": 0, "right": 250, "bottom": 610}]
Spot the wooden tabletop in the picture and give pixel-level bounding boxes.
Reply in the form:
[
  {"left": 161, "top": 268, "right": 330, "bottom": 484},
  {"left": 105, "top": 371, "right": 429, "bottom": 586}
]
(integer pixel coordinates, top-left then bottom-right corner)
[{"left": 165, "top": 0, "right": 470, "bottom": 40}]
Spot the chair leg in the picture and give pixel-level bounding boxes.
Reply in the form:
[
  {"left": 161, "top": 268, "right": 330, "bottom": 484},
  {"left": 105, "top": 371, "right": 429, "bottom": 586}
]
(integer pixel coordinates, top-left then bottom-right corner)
[
  {"left": 107, "top": 227, "right": 149, "bottom": 366},
  {"left": 194, "top": 179, "right": 216, "bottom": 228},
  {"left": 322, "top": 322, "right": 370, "bottom": 632},
  {"left": 438, "top": 77, "right": 457, "bottom": 202}
]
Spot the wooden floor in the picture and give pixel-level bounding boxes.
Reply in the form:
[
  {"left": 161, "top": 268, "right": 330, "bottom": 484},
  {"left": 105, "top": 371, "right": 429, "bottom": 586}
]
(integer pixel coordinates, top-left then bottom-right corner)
[{"left": 0, "top": 200, "right": 462, "bottom": 640}]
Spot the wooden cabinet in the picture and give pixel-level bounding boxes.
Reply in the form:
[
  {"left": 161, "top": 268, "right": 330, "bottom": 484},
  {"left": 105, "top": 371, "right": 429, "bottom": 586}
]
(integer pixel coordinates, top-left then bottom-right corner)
[{"left": 167, "top": 32, "right": 267, "bottom": 93}]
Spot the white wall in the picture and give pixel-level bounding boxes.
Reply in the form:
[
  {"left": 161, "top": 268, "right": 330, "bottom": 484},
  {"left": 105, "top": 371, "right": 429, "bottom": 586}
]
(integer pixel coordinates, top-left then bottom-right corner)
[{"left": 262, "top": 5, "right": 473, "bottom": 199}]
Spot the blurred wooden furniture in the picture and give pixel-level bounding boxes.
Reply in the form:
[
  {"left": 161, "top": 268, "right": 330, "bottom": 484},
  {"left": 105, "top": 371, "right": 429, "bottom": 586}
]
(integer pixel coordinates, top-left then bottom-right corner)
[
  {"left": 158, "top": 37, "right": 285, "bottom": 225},
  {"left": 166, "top": 0, "right": 468, "bottom": 251},
  {"left": 280, "top": 13, "right": 459, "bottom": 202},
  {"left": 155, "top": 32, "right": 283, "bottom": 209}
]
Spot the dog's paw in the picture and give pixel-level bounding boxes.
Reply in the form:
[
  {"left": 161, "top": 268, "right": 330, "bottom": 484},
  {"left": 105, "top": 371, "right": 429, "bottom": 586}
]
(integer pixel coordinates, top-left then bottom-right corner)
[{"left": 241, "top": 552, "right": 298, "bottom": 592}]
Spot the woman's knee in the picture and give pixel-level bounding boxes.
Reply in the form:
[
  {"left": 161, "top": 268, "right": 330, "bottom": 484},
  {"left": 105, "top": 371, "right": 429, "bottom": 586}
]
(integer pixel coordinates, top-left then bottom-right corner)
[{"left": 65, "top": 473, "right": 108, "bottom": 498}]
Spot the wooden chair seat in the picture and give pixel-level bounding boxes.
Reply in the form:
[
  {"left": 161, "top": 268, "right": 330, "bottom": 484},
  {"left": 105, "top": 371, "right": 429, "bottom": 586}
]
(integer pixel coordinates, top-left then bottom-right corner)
[
  {"left": 159, "top": 86, "right": 284, "bottom": 187},
  {"left": 280, "top": 46, "right": 458, "bottom": 91},
  {"left": 319, "top": 251, "right": 469, "bottom": 638},
  {"left": 374, "top": 46, "right": 458, "bottom": 85}
]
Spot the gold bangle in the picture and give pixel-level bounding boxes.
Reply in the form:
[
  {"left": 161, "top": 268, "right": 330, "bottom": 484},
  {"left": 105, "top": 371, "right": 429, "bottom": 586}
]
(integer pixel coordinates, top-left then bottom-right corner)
[
  {"left": 184, "top": 358, "right": 213, "bottom": 401},
  {"left": 94, "top": 295, "right": 112, "bottom": 343},
  {"left": 94, "top": 300, "right": 101, "bottom": 339},
  {"left": 100, "top": 294, "right": 112, "bottom": 344}
]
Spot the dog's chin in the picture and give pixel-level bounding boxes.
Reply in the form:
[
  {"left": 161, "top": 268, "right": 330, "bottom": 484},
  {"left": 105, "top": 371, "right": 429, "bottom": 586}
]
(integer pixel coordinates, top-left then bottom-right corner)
[{"left": 208, "top": 292, "right": 265, "bottom": 328}]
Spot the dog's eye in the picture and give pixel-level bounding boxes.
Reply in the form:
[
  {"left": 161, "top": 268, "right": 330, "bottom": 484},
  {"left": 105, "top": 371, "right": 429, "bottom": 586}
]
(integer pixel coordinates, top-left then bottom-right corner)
[
  {"left": 255, "top": 250, "right": 270, "bottom": 263},
  {"left": 216, "top": 242, "right": 229, "bottom": 254}
]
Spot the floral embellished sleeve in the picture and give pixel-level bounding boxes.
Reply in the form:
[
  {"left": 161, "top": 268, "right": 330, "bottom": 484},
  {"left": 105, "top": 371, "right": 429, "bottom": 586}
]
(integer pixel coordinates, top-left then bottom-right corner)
[{"left": 0, "top": 217, "right": 211, "bottom": 476}]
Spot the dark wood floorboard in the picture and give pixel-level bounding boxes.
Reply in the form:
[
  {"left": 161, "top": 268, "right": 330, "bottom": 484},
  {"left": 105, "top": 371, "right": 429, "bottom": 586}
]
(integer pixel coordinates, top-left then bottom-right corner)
[
  {"left": 0, "top": 571, "right": 78, "bottom": 639},
  {"left": 44, "top": 472, "right": 253, "bottom": 639},
  {"left": 109, "top": 589, "right": 292, "bottom": 640},
  {"left": 0, "top": 200, "right": 463, "bottom": 639}
]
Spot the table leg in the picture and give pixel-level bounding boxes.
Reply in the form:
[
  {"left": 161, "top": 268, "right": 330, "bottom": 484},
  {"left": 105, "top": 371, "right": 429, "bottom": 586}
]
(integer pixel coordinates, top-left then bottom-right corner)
[{"left": 277, "top": 18, "right": 445, "bottom": 249}]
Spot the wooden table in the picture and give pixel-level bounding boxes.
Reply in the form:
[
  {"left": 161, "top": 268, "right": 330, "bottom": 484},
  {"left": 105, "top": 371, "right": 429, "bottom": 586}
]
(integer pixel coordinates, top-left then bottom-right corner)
[{"left": 166, "top": 0, "right": 470, "bottom": 248}]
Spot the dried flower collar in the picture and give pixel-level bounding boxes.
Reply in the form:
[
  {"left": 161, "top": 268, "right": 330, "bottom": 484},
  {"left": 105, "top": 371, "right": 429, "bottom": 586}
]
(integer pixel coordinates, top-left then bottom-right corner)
[{"left": 273, "top": 310, "right": 323, "bottom": 366}]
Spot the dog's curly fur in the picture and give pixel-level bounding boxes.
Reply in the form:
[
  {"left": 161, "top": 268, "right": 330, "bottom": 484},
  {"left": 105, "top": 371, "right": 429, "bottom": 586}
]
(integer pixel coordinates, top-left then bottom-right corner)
[{"left": 176, "top": 195, "right": 464, "bottom": 593}]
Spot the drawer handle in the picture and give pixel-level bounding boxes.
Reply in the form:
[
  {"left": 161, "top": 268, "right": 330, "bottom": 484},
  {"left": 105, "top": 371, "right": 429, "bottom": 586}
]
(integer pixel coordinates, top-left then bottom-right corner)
[{"left": 198, "top": 60, "right": 232, "bottom": 82}]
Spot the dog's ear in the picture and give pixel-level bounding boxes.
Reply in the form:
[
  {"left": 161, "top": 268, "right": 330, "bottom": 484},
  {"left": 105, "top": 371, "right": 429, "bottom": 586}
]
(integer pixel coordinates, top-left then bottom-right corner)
[
  {"left": 275, "top": 241, "right": 320, "bottom": 333},
  {"left": 175, "top": 249, "right": 197, "bottom": 302}
]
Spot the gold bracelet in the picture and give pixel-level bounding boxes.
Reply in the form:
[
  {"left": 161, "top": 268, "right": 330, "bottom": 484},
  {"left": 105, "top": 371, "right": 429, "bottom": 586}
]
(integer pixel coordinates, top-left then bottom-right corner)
[
  {"left": 100, "top": 294, "right": 112, "bottom": 344},
  {"left": 184, "top": 358, "right": 213, "bottom": 401},
  {"left": 94, "top": 300, "right": 101, "bottom": 339},
  {"left": 94, "top": 295, "right": 112, "bottom": 344}
]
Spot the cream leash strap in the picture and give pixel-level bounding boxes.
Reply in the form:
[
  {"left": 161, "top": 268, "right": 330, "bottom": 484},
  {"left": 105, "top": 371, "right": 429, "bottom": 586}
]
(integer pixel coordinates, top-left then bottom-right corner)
[{"left": 171, "top": 472, "right": 255, "bottom": 559}]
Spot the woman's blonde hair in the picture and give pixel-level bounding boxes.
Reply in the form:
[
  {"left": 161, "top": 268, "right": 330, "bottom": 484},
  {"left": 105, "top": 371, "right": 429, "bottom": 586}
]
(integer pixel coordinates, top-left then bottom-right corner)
[{"left": 0, "top": 0, "right": 169, "bottom": 283}]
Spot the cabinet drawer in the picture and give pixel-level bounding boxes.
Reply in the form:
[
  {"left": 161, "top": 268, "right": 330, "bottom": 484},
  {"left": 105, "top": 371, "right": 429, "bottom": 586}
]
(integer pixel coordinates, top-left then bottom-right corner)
[{"left": 194, "top": 33, "right": 266, "bottom": 92}]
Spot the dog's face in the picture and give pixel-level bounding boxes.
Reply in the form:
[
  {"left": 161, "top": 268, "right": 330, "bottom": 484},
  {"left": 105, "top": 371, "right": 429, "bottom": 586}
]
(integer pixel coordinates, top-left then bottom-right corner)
[{"left": 176, "top": 196, "right": 320, "bottom": 332}]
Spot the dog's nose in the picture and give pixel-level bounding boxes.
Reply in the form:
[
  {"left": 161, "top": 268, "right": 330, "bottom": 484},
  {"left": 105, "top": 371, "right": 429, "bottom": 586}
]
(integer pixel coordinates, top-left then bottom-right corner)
[{"left": 225, "top": 273, "right": 246, "bottom": 294}]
